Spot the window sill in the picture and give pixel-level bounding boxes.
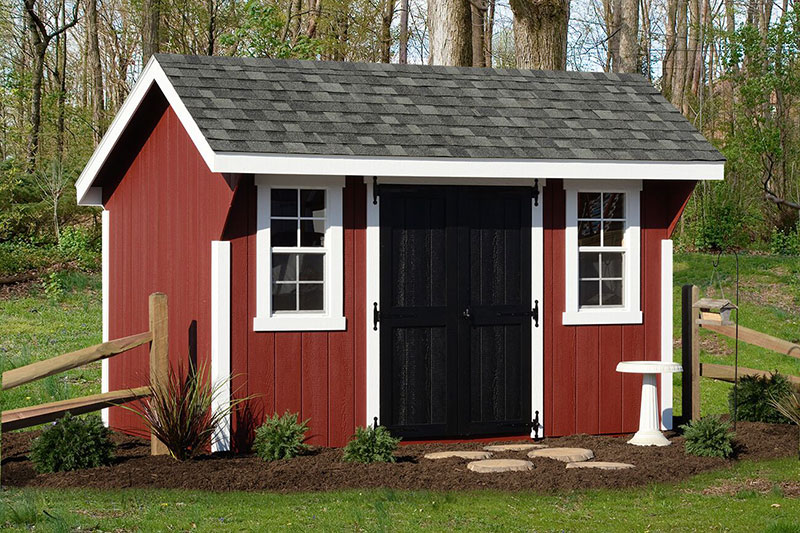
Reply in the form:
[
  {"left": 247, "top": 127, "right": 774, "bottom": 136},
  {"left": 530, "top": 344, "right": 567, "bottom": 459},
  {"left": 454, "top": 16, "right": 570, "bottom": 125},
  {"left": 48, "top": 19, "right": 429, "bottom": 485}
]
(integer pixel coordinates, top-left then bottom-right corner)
[
  {"left": 253, "top": 315, "right": 347, "bottom": 332},
  {"left": 562, "top": 310, "right": 642, "bottom": 326}
]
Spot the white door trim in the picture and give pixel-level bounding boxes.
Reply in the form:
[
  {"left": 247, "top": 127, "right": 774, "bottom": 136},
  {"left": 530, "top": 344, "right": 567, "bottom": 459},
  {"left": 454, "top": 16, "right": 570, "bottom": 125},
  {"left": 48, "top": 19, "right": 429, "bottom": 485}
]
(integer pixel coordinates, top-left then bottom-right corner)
[
  {"left": 660, "top": 239, "right": 674, "bottom": 430},
  {"left": 101, "top": 209, "right": 110, "bottom": 426},
  {"left": 211, "top": 240, "right": 232, "bottom": 452},
  {"left": 365, "top": 179, "right": 380, "bottom": 427},
  {"left": 531, "top": 181, "right": 545, "bottom": 437}
]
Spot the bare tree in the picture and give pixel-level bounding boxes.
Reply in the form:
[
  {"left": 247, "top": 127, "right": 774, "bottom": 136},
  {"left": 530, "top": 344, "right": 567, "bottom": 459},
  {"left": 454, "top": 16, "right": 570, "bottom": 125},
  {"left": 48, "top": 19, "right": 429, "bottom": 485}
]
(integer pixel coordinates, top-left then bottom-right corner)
[
  {"left": 87, "top": 0, "right": 104, "bottom": 142},
  {"left": 471, "top": 1, "right": 487, "bottom": 67},
  {"left": 509, "top": 0, "right": 570, "bottom": 70},
  {"left": 35, "top": 160, "right": 70, "bottom": 243},
  {"left": 142, "top": 0, "right": 160, "bottom": 64},
  {"left": 398, "top": 0, "right": 409, "bottom": 63},
  {"left": 381, "top": 0, "right": 396, "bottom": 62},
  {"left": 618, "top": 0, "right": 638, "bottom": 72},
  {"left": 428, "top": 0, "right": 472, "bottom": 66}
]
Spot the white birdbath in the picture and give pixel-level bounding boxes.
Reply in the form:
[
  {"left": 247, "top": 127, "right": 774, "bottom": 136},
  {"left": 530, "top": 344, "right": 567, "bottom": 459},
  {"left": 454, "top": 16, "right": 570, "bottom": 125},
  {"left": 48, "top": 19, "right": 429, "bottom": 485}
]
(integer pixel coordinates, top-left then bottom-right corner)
[{"left": 616, "top": 361, "right": 683, "bottom": 446}]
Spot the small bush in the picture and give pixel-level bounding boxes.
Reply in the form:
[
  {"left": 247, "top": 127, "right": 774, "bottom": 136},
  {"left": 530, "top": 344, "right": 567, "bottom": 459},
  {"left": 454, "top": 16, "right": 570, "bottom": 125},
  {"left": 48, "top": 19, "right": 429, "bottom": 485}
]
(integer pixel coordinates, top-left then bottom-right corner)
[
  {"left": 30, "top": 413, "right": 115, "bottom": 473},
  {"left": 769, "top": 390, "right": 800, "bottom": 458},
  {"left": 730, "top": 373, "right": 792, "bottom": 423},
  {"left": 253, "top": 411, "right": 310, "bottom": 461},
  {"left": 58, "top": 226, "right": 100, "bottom": 269},
  {"left": 342, "top": 425, "right": 401, "bottom": 463},
  {"left": 681, "top": 416, "right": 735, "bottom": 458}
]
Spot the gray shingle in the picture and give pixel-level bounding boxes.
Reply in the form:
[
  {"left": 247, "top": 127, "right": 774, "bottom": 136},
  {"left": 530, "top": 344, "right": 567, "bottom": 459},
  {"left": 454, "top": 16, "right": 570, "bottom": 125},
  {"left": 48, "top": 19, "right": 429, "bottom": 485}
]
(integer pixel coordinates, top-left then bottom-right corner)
[{"left": 153, "top": 54, "right": 723, "bottom": 162}]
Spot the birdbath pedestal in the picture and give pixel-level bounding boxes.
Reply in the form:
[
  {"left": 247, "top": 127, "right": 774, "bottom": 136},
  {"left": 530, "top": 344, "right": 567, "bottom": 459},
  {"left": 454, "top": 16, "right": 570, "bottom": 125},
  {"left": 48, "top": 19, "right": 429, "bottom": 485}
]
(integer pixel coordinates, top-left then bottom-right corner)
[{"left": 616, "top": 361, "right": 683, "bottom": 446}]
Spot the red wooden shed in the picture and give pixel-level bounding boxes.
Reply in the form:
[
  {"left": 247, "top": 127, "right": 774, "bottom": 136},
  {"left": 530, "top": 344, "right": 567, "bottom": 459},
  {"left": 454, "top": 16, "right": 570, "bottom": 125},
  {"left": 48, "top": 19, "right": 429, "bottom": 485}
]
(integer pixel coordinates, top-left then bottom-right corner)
[{"left": 76, "top": 54, "right": 724, "bottom": 449}]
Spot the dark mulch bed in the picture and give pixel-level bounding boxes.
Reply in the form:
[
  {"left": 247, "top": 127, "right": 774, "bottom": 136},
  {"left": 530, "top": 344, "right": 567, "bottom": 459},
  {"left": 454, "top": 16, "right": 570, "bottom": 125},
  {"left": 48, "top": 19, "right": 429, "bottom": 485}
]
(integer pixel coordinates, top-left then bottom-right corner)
[{"left": 2, "top": 422, "right": 796, "bottom": 493}]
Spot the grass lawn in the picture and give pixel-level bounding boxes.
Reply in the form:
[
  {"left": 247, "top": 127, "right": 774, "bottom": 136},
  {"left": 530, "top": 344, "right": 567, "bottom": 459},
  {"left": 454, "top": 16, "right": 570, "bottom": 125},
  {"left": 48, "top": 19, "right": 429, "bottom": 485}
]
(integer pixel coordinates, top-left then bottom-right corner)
[{"left": 1, "top": 256, "right": 800, "bottom": 531}]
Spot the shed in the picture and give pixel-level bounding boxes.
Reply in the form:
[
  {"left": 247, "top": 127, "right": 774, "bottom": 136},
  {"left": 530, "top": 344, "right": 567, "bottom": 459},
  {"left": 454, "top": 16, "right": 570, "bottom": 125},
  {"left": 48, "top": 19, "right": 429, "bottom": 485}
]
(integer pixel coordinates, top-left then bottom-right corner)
[{"left": 76, "top": 54, "right": 724, "bottom": 449}]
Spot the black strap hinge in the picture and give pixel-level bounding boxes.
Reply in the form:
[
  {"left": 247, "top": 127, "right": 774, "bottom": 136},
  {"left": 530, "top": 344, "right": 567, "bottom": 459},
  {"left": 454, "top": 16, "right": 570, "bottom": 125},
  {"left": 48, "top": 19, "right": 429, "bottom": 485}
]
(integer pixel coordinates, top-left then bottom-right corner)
[
  {"left": 533, "top": 299, "right": 539, "bottom": 328},
  {"left": 531, "top": 178, "right": 539, "bottom": 207},
  {"left": 373, "top": 302, "right": 379, "bottom": 330},
  {"left": 372, "top": 176, "right": 379, "bottom": 205}
]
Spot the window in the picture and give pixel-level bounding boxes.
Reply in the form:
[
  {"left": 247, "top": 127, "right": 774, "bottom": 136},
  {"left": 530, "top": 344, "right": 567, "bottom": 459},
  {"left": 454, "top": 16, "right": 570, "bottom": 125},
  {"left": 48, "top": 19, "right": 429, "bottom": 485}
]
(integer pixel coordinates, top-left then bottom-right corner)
[
  {"left": 563, "top": 180, "right": 641, "bottom": 325},
  {"left": 254, "top": 176, "right": 346, "bottom": 331}
]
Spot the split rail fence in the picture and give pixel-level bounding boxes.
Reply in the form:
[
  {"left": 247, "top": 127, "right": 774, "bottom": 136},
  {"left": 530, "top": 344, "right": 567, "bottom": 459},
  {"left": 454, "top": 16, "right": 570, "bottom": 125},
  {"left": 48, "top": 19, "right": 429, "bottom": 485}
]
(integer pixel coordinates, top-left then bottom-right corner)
[
  {"left": 1, "top": 292, "right": 169, "bottom": 457},
  {"left": 681, "top": 284, "right": 800, "bottom": 421}
]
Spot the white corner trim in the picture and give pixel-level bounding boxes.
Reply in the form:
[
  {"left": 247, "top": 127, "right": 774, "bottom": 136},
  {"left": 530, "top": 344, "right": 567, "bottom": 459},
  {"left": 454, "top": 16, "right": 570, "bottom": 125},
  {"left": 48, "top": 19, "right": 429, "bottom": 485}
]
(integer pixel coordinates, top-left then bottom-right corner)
[
  {"left": 101, "top": 209, "right": 110, "bottom": 426},
  {"left": 211, "top": 240, "right": 232, "bottom": 453},
  {"left": 253, "top": 175, "right": 347, "bottom": 332},
  {"left": 562, "top": 180, "right": 643, "bottom": 326},
  {"left": 660, "top": 239, "right": 674, "bottom": 430},
  {"left": 365, "top": 178, "right": 380, "bottom": 427},
  {"left": 531, "top": 181, "right": 545, "bottom": 438}
]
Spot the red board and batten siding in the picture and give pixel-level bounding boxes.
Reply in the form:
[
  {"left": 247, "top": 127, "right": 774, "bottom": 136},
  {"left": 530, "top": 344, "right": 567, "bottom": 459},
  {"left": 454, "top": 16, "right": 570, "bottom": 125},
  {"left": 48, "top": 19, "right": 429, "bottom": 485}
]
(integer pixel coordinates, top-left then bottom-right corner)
[
  {"left": 542, "top": 179, "right": 695, "bottom": 437},
  {"left": 104, "top": 101, "right": 367, "bottom": 447}
]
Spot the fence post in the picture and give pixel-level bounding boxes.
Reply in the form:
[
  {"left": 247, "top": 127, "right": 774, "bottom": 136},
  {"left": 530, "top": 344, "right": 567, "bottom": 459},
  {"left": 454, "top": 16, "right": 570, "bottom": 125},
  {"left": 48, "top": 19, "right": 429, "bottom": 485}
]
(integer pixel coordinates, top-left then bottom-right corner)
[
  {"left": 149, "top": 292, "right": 169, "bottom": 456},
  {"left": 681, "top": 284, "right": 701, "bottom": 421}
]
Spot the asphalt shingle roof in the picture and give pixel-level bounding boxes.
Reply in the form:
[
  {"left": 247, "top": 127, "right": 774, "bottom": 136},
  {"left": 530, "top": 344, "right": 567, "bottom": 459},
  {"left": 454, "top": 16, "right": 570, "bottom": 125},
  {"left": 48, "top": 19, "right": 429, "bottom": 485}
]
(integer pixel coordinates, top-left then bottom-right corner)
[{"left": 154, "top": 54, "right": 723, "bottom": 162}]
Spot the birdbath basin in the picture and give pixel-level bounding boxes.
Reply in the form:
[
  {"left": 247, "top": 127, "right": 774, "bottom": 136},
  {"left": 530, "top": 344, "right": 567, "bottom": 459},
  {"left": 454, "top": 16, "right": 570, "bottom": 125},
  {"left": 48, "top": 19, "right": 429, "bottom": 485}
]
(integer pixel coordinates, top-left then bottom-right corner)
[{"left": 616, "top": 361, "right": 683, "bottom": 446}]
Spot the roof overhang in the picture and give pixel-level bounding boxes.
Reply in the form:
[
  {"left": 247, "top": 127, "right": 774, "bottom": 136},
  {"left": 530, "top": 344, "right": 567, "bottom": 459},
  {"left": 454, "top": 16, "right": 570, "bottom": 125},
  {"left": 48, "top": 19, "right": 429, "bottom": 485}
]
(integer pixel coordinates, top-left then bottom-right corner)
[{"left": 76, "top": 57, "right": 725, "bottom": 206}]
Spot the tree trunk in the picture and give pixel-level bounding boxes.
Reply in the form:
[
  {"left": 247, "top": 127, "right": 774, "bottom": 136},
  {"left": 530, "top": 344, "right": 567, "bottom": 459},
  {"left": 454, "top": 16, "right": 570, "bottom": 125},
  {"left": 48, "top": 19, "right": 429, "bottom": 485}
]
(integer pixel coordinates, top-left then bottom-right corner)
[
  {"left": 618, "top": 0, "right": 639, "bottom": 72},
  {"left": 380, "top": 0, "right": 395, "bottom": 63},
  {"left": 662, "top": 0, "right": 678, "bottom": 98},
  {"left": 604, "top": 0, "right": 621, "bottom": 71},
  {"left": 142, "top": 0, "right": 160, "bottom": 64},
  {"left": 398, "top": 0, "right": 409, "bottom": 63},
  {"left": 55, "top": 0, "right": 67, "bottom": 161},
  {"left": 671, "top": 0, "right": 688, "bottom": 109},
  {"left": 485, "top": 0, "right": 495, "bottom": 66},
  {"left": 471, "top": 3, "right": 486, "bottom": 67},
  {"left": 509, "top": 0, "right": 570, "bottom": 70},
  {"left": 428, "top": 0, "right": 472, "bottom": 66},
  {"left": 27, "top": 40, "right": 46, "bottom": 171},
  {"left": 88, "top": 0, "right": 105, "bottom": 143}
]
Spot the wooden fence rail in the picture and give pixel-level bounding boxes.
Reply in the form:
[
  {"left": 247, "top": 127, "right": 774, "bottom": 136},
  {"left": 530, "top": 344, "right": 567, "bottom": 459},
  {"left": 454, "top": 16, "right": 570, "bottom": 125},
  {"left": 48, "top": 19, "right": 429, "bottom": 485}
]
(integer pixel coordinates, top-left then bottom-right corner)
[
  {"left": 1, "top": 293, "right": 168, "bottom": 458},
  {"left": 681, "top": 284, "right": 800, "bottom": 422}
]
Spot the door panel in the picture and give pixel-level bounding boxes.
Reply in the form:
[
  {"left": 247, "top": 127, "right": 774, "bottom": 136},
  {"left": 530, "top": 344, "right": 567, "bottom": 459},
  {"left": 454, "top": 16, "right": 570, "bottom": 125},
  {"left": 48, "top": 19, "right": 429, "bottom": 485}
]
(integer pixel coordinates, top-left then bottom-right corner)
[{"left": 380, "top": 185, "right": 531, "bottom": 439}]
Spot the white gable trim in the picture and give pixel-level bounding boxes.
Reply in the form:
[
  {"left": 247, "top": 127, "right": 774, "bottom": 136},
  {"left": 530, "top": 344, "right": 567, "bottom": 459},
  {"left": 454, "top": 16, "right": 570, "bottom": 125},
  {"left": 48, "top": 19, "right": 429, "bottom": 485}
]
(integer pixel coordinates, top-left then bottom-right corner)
[{"left": 76, "top": 56, "right": 725, "bottom": 205}]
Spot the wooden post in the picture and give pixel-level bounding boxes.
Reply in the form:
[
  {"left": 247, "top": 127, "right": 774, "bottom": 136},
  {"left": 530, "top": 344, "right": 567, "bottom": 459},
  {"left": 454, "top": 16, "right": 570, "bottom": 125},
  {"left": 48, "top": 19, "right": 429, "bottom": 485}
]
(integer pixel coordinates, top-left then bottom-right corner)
[
  {"left": 149, "top": 292, "right": 169, "bottom": 456},
  {"left": 681, "top": 284, "right": 701, "bottom": 422}
]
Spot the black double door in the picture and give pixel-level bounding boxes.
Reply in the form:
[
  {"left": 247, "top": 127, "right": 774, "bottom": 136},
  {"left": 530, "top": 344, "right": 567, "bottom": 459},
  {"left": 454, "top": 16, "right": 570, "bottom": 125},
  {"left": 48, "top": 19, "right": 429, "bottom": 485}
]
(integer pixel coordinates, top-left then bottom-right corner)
[{"left": 379, "top": 185, "right": 532, "bottom": 439}]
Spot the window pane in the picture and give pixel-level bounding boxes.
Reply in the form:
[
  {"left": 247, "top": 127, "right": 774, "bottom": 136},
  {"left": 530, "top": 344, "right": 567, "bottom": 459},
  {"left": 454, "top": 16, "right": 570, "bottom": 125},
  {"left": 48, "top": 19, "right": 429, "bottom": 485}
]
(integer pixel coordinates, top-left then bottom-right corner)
[
  {"left": 601, "top": 252, "right": 623, "bottom": 278},
  {"left": 578, "top": 192, "right": 601, "bottom": 219},
  {"left": 271, "top": 219, "right": 297, "bottom": 247},
  {"left": 579, "top": 280, "right": 600, "bottom": 306},
  {"left": 272, "top": 253, "right": 297, "bottom": 281},
  {"left": 604, "top": 221, "right": 625, "bottom": 246},
  {"left": 300, "top": 219, "right": 325, "bottom": 247},
  {"left": 300, "top": 190, "right": 326, "bottom": 218},
  {"left": 603, "top": 193, "right": 625, "bottom": 219},
  {"left": 602, "top": 280, "right": 623, "bottom": 306},
  {"left": 272, "top": 283, "right": 297, "bottom": 311},
  {"left": 578, "top": 221, "right": 601, "bottom": 246},
  {"left": 579, "top": 252, "right": 600, "bottom": 278},
  {"left": 299, "top": 253, "right": 324, "bottom": 281},
  {"left": 271, "top": 189, "right": 297, "bottom": 217},
  {"left": 299, "top": 283, "right": 324, "bottom": 311}
]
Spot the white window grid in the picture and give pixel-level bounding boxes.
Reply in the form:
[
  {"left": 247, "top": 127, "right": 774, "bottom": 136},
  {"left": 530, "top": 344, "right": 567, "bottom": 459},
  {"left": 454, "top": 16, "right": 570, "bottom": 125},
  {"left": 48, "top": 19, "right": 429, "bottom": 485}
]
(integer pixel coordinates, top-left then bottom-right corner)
[{"left": 577, "top": 193, "right": 627, "bottom": 309}]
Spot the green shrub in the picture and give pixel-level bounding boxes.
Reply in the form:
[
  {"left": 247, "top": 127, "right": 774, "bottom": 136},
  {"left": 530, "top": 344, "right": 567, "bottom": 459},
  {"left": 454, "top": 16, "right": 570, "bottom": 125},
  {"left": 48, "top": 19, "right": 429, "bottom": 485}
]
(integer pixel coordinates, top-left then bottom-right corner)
[
  {"left": 253, "top": 411, "right": 310, "bottom": 461},
  {"left": 730, "top": 373, "right": 792, "bottom": 423},
  {"left": 681, "top": 416, "right": 735, "bottom": 458},
  {"left": 342, "top": 425, "right": 401, "bottom": 463},
  {"left": 769, "top": 227, "right": 800, "bottom": 256},
  {"left": 30, "top": 413, "right": 115, "bottom": 473},
  {"left": 58, "top": 226, "right": 100, "bottom": 269},
  {"left": 769, "top": 390, "right": 800, "bottom": 458}
]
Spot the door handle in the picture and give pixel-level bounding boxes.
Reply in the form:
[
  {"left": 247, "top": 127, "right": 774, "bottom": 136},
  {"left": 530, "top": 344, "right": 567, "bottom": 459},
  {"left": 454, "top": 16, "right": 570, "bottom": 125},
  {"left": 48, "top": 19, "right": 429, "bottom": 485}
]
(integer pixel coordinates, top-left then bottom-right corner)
[{"left": 462, "top": 307, "right": 472, "bottom": 321}]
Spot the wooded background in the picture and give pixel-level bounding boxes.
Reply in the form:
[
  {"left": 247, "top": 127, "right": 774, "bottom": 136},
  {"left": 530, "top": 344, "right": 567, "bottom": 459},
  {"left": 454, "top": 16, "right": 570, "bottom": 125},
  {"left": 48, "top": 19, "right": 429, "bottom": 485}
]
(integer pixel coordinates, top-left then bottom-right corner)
[{"left": 2, "top": 0, "right": 800, "bottom": 262}]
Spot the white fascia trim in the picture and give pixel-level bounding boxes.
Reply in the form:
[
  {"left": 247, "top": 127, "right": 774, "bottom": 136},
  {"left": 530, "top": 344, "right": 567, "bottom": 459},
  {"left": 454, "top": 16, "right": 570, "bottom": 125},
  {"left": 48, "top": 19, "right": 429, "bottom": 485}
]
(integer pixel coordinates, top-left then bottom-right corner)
[
  {"left": 365, "top": 178, "right": 380, "bottom": 427},
  {"left": 211, "top": 240, "right": 232, "bottom": 452},
  {"left": 562, "top": 179, "right": 643, "bottom": 326},
  {"left": 101, "top": 209, "right": 110, "bottom": 426},
  {"left": 75, "top": 57, "right": 216, "bottom": 205},
  {"left": 214, "top": 153, "right": 724, "bottom": 182},
  {"left": 253, "top": 175, "right": 347, "bottom": 332},
  {"left": 660, "top": 239, "right": 674, "bottom": 430},
  {"left": 531, "top": 181, "right": 545, "bottom": 437}
]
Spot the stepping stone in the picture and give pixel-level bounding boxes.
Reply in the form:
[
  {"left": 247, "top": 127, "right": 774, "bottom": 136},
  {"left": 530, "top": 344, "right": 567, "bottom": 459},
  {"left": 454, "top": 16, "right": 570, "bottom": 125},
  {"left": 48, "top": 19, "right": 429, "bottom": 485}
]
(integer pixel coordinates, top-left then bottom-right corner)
[
  {"left": 528, "top": 447, "right": 594, "bottom": 463},
  {"left": 484, "top": 443, "right": 547, "bottom": 452},
  {"left": 467, "top": 459, "right": 533, "bottom": 473},
  {"left": 424, "top": 451, "right": 493, "bottom": 460},
  {"left": 566, "top": 461, "right": 635, "bottom": 470}
]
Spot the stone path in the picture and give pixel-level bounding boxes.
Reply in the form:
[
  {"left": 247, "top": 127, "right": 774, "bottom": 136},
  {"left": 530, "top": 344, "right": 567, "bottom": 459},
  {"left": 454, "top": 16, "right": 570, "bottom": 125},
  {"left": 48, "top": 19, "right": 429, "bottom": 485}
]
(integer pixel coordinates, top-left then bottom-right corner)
[
  {"left": 483, "top": 443, "right": 548, "bottom": 452},
  {"left": 424, "top": 451, "right": 493, "bottom": 460},
  {"left": 467, "top": 459, "right": 534, "bottom": 473},
  {"left": 565, "top": 461, "right": 635, "bottom": 470},
  {"left": 527, "top": 447, "right": 594, "bottom": 463}
]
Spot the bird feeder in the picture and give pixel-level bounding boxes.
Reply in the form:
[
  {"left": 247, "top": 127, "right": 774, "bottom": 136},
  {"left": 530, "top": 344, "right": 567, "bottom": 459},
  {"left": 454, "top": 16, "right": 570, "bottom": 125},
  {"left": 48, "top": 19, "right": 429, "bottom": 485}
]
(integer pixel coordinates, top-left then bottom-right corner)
[{"left": 693, "top": 297, "right": 737, "bottom": 326}]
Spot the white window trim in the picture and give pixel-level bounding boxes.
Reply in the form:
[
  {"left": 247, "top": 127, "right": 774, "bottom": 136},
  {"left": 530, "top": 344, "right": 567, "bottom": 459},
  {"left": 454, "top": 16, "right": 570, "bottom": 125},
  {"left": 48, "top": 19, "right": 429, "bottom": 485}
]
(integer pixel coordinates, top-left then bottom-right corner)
[
  {"left": 254, "top": 175, "right": 346, "bottom": 331},
  {"left": 563, "top": 179, "right": 642, "bottom": 325}
]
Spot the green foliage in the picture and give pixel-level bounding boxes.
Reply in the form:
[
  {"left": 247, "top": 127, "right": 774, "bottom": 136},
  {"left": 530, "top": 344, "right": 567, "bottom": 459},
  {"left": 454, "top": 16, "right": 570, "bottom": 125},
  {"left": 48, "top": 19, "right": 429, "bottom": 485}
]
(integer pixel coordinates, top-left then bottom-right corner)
[
  {"left": 342, "top": 425, "right": 401, "bottom": 463},
  {"left": 122, "top": 361, "right": 246, "bottom": 461},
  {"left": 221, "top": 2, "right": 321, "bottom": 59},
  {"left": 253, "top": 411, "right": 310, "bottom": 461},
  {"left": 731, "top": 373, "right": 793, "bottom": 423},
  {"left": 30, "top": 413, "right": 115, "bottom": 473},
  {"left": 692, "top": 183, "right": 755, "bottom": 252},
  {"left": 770, "top": 226, "right": 800, "bottom": 256},
  {"left": 681, "top": 416, "right": 735, "bottom": 458},
  {"left": 58, "top": 226, "right": 101, "bottom": 269}
]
